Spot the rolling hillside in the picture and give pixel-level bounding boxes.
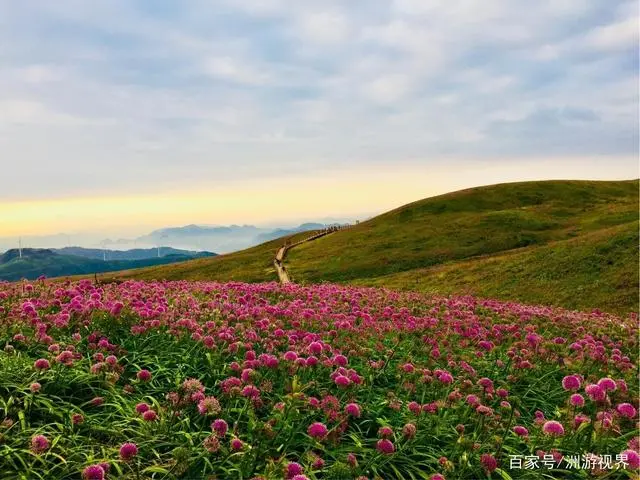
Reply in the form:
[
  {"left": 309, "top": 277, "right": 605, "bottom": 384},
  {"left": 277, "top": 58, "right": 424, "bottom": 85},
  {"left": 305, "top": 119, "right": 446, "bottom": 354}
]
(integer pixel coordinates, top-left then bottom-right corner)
[
  {"left": 53, "top": 246, "right": 212, "bottom": 261},
  {"left": 104, "top": 180, "right": 638, "bottom": 313},
  {"left": 353, "top": 221, "right": 638, "bottom": 313},
  {"left": 0, "top": 249, "right": 214, "bottom": 281}
]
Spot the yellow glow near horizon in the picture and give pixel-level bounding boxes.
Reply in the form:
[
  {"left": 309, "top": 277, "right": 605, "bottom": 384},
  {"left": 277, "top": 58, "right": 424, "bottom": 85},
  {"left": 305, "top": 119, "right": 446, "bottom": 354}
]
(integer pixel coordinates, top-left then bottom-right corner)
[{"left": 1, "top": 158, "right": 636, "bottom": 237}]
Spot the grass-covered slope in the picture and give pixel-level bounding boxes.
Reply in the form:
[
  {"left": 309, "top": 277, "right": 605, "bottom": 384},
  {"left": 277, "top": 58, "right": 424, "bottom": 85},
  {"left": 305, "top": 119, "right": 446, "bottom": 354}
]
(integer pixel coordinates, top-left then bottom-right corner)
[
  {"left": 354, "top": 221, "right": 639, "bottom": 313},
  {"left": 287, "top": 180, "right": 638, "bottom": 284},
  {"left": 0, "top": 249, "right": 214, "bottom": 282}
]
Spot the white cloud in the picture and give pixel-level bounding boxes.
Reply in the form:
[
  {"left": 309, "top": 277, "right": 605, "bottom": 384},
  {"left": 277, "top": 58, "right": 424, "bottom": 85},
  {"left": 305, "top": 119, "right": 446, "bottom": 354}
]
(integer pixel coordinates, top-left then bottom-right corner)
[
  {"left": 0, "top": 99, "right": 101, "bottom": 127},
  {"left": 294, "top": 10, "right": 350, "bottom": 45},
  {"left": 203, "top": 56, "right": 271, "bottom": 86},
  {"left": 584, "top": 17, "right": 639, "bottom": 51},
  {"left": 21, "top": 65, "right": 65, "bottom": 84},
  {"left": 362, "top": 74, "right": 413, "bottom": 104}
]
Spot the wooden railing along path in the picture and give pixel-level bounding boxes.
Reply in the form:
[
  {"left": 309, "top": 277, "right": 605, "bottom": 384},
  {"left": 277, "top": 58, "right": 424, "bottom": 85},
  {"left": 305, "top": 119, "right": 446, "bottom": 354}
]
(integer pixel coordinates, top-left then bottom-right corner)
[{"left": 273, "top": 225, "right": 350, "bottom": 284}]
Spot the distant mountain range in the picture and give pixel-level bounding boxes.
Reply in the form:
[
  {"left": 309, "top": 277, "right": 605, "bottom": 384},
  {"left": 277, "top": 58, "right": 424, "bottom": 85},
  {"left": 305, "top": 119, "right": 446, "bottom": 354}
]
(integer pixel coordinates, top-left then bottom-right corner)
[
  {"left": 0, "top": 247, "right": 215, "bottom": 281},
  {"left": 0, "top": 219, "right": 357, "bottom": 255}
]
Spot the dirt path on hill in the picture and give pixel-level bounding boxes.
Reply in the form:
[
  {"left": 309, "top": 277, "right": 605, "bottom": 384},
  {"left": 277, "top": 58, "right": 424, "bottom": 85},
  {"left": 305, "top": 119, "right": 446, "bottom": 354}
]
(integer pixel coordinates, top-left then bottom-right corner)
[
  {"left": 273, "top": 245, "right": 291, "bottom": 284},
  {"left": 273, "top": 226, "right": 347, "bottom": 284}
]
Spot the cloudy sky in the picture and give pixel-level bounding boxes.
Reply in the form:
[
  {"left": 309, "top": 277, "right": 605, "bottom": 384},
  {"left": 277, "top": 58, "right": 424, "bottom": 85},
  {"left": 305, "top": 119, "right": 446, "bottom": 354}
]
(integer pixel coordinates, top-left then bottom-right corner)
[{"left": 0, "top": 0, "right": 638, "bottom": 239}]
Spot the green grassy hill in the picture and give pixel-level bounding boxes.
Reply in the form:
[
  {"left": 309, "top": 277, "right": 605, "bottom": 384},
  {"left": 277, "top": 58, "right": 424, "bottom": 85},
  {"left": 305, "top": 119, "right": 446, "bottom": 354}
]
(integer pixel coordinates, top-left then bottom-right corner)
[
  {"left": 110, "top": 180, "right": 638, "bottom": 313},
  {"left": 353, "top": 221, "right": 638, "bottom": 313},
  {"left": 0, "top": 249, "right": 214, "bottom": 282}
]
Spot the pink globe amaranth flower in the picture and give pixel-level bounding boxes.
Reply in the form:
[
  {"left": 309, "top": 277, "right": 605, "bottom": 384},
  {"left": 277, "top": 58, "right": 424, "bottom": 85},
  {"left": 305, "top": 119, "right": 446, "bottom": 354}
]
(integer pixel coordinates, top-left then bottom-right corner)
[
  {"left": 202, "top": 335, "right": 215, "bottom": 349},
  {"left": 135, "top": 402, "right": 150, "bottom": 414},
  {"left": 376, "top": 438, "right": 395, "bottom": 454},
  {"left": 378, "top": 426, "right": 394, "bottom": 438},
  {"left": 585, "top": 384, "right": 606, "bottom": 402},
  {"left": 497, "top": 388, "right": 509, "bottom": 398},
  {"left": 598, "top": 377, "right": 616, "bottom": 392},
  {"left": 478, "top": 377, "right": 494, "bottom": 391},
  {"left": 90, "top": 397, "right": 104, "bottom": 406},
  {"left": 30, "top": 382, "right": 41, "bottom": 393},
  {"left": 513, "top": 426, "right": 529, "bottom": 437},
  {"left": 34, "top": 358, "right": 50, "bottom": 370},
  {"left": 617, "top": 379, "right": 628, "bottom": 393},
  {"left": 345, "top": 403, "right": 361, "bottom": 417},
  {"left": 569, "top": 394, "right": 585, "bottom": 407},
  {"left": 182, "top": 378, "right": 205, "bottom": 394},
  {"left": 230, "top": 438, "right": 244, "bottom": 451},
  {"left": 465, "top": 394, "right": 480, "bottom": 406},
  {"left": 408, "top": 401, "right": 421, "bottom": 415},
  {"left": 211, "top": 418, "right": 228, "bottom": 437},
  {"left": 437, "top": 372, "right": 453, "bottom": 384},
  {"left": 286, "top": 462, "right": 303, "bottom": 478},
  {"left": 119, "top": 442, "right": 138, "bottom": 461},
  {"left": 136, "top": 369, "right": 152, "bottom": 382},
  {"left": 347, "top": 453, "right": 357, "bottom": 467},
  {"left": 402, "top": 423, "right": 417, "bottom": 439},
  {"left": 334, "top": 375, "right": 351, "bottom": 387},
  {"left": 291, "top": 476, "right": 310, "bottom": 480},
  {"left": 241, "top": 368, "right": 254, "bottom": 383},
  {"left": 283, "top": 351, "right": 298, "bottom": 362},
  {"left": 621, "top": 449, "right": 640, "bottom": 469},
  {"left": 13, "top": 333, "right": 26, "bottom": 342},
  {"left": 542, "top": 420, "right": 565, "bottom": 436},
  {"left": 203, "top": 434, "right": 221, "bottom": 453},
  {"left": 616, "top": 403, "right": 637, "bottom": 419},
  {"left": 241, "top": 385, "right": 260, "bottom": 398},
  {"left": 308, "top": 422, "right": 328, "bottom": 439},
  {"left": 476, "top": 405, "right": 493, "bottom": 416},
  {"left": 561, "top": 375, "right": 581, "bottom": 391},
  {"left": 72, "top": 413, "right": 84, "bottom": 425},
  {"left": 431, "top": 475, "right": 446, "bottom": 480},
  {"left": 31, "top": 434, "right": 49, "bottom": 453},
  {"left": 308, "top": 341, "right": 323, "bottom": 355},
  {"left": 401, "top": 362, "right": 415, "bottom": 373},
  {"left": 191, "top": 391, "right": 206, "bottom": 403},
  {"left": 333, "top": 354, "right": 348, "bottom": 366},
  {"left": 573, "top": 414, "right": 590, "bottom": 428},
  {"left": 82, "top": 465, "right": 105, "bottom": 480},
  {"left": 142, "top": 410, "right": 157, "bottom": 421},
  {"left": 481, "top": 453, "right": 498, "bottom": 473},
  {"left": 198, "top": 396, "right": 222, "bottom": 415}
]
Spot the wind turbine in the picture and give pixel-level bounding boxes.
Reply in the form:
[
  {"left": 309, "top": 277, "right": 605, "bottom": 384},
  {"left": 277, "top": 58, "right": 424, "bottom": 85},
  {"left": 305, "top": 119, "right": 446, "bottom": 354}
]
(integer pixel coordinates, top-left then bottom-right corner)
[
  {"left": 158, "top": 234, "right": 168, "bottom": 258},
  {"left": 18, "top": 237, "right": 22, "bottom": 259}
]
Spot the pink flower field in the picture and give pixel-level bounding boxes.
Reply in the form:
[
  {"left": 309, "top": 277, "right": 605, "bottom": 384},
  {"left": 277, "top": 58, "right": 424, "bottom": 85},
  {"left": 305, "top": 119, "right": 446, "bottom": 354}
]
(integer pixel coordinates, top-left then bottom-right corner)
[{"left": 0, "top": 279, "right": 638, "bottom": 479}]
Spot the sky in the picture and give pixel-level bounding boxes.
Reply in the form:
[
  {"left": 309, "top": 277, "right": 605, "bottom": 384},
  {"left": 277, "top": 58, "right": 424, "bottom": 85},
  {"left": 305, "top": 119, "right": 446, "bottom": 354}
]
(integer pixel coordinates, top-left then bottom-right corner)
[{"left": 0, "top": 0, "right": 638, "bottom": 241}]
